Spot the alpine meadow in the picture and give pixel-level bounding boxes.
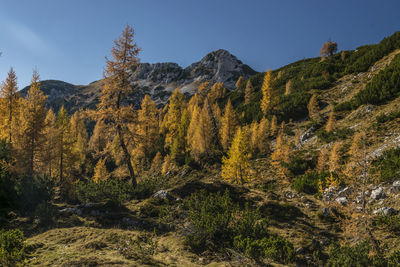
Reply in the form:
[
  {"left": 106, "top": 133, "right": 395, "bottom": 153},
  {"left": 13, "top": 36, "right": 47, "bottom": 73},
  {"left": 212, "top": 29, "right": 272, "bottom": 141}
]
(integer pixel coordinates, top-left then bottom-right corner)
[{"left": 1, "top": 1, "right": 400, "bottom": 266}]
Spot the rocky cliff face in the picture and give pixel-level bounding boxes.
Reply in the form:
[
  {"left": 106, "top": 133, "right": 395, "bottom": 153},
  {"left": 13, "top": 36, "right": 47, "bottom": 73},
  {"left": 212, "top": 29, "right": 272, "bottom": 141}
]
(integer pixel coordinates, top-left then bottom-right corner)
[{"left": 21, "top": 49, "right": 257, "bottom": 113}]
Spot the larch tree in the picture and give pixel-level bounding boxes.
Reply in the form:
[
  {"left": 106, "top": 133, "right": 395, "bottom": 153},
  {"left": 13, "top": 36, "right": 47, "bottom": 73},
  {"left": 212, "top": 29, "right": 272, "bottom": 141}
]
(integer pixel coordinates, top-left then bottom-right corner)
[
  {"left": 70, "top": 110, "right": 88, "bottom": 174},
  {"left": 244, "top": 80, "right": 254, "bottom": 105},
  {"left": 221, "top": 127, "right": 251, "bottom": 184},
  {"left": 307, "top": 94, "right": 321, "bottom": 122},
  {"left": 285, "top": 80, "right": 292, "bottom": 96},
  {"left": 56, "top": 106, "right": 74, "bottom": 196},
  {"left": 325, "top": 108, "right": 336, "bottom": 132},
  {"left": 316, "top": 147, "right": 329, "bottom": 172},
  {"left": 162, "top": 89, "right": 185, "bottom": 151},
  {"left": 150, "top": 151, "right": 163, "bottom": 174},
  {"left": 17, "top": 70, "right": 47, "bottom": 176},
  {"left": 95, "top": 25, "right": 141, "bottom": 186},
  {"left": 249, "top": 122, "right": 259, "bottom": 155},
  {"left": 219, "top": 99, "right": 239, "bottom": 150},
  {"left": 0, "top": 68, "right": 19, "bottom": 143},
  {"left": 135, "top": 95, "right": 160, "bottom": 162},
  {"left": 88, "top": 119, "right": 108, "bottom": 160},
  {"left": 235, "top": 76, "right": 243, "bottom": 89},
  {"left": 93, "top": 158, "right": 109, "bottom": 183},
  {"left": 208, "top": 82, "right": 226, "bottom": 103},
  {"left": 260, "top": 69, "right": 279, "bottom": 115},
  {"left": 256, "top": 117, "right": 270, "bottom": 155},
  {"left": 40, "top": 109, "right": 58, "bottom": 177},
  {"left": 320, "top": 39, "right": 338, "bottom": 57},
  {"left": 270, "top": 115, "right": 278, "bottom": 136},
  {"left": 271, "top": 128, "right": 290, "bottom": 179},
  {"left": 329, "top": 142, "right": 342, "bottom": 172}
]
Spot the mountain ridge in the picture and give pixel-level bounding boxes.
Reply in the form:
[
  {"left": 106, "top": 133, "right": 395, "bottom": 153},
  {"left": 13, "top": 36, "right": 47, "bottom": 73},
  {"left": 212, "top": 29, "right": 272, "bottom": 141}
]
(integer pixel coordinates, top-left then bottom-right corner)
[{"left": 21, "top": 49, "right": 257, "bottom": 113}]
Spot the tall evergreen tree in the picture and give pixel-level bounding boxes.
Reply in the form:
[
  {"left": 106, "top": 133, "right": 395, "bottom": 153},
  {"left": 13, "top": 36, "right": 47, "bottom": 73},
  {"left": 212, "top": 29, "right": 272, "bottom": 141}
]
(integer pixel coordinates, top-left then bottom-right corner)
[
  {"left": 260, "top": 69, "right": 278, "bottom": 115},
  {"left": 17, "top": 70, "right": 47, "bottom": 176},
  {"left": 94, "top": 25, "right": 141, "bottom": 186},
  {"left": 0, "top": 68, "right": 19, "bottom": 143},
  {"left": 220, "top": 99, "right": 239, "bottom": 150},
  {"left": 221, "top": 127, "right": 251, "bottom": 184}
]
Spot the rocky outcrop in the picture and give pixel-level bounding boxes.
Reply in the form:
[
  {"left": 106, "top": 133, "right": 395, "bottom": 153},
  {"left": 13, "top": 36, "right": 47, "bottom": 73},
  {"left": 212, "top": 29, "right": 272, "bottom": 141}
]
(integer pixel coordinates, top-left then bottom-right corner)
[{"left": 21, "top": 49, "right": 257, "bottom": 113}]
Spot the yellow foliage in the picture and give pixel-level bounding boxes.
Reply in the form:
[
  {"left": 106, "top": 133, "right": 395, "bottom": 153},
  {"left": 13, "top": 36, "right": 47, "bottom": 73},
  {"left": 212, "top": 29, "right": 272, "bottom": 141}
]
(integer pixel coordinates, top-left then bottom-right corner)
[
  {"left": 325, "top": 108, "right": 335, "bottom": 132},
  {"left": 235, "top": 76, "right": 243, "bottom": 89},
  {"left": 285, "top": 80, "right": 292, "bottom": 96},
  {"left": 93, "top": 158, "right": 110, "bottom": 183},
  {"left": 326, "top": 172, "right": 339, "bottom": 188},
  {"left": 221, "top": 127, "right": 251, "bottom": 184},
  {"left": 307, "top": 94, "right": 320, "bottom": 122},
  {"left": 270, "top": 115, "right": 278, "bottom": 136},
  {"left": 316, "top": 147, "right": 329, "bottom": 172},
  {"left": 329, "top": 142, "right": 341, "bottom": 172},
  {"left": 244, "top": 80, "right": 254, "bottom": 105},
  {"left": 220, "top": 99, "right": 238, "bottom": 150},
  {"left": 260, "top": 69, "right": 279, "bottom": 115}
]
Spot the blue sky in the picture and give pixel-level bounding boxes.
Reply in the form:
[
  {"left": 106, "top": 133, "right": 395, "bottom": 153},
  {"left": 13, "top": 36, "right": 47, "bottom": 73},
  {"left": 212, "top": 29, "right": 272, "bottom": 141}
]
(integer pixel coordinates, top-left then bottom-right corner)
[{"left": 0, "top": 0, "right": 399, "bottom": 88}]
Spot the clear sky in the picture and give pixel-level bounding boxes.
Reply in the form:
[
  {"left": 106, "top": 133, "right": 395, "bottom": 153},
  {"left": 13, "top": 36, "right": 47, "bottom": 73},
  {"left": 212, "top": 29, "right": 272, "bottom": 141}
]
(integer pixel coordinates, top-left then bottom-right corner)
[{"left": 0, "top": 0, "right": 399, "bottom": 88}]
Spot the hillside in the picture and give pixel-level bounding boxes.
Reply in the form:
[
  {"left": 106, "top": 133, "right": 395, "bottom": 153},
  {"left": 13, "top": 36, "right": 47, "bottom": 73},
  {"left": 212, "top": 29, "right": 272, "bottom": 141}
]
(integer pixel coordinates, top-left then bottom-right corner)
[{"left": 2, "top": 30, "right": 400, "bottom": 267}]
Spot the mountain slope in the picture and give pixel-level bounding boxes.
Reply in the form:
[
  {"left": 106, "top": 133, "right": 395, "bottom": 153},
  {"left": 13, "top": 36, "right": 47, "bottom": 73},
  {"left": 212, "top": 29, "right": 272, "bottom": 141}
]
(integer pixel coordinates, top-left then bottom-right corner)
[{"left": 21, "top": 49, "right": 256, "bottom": 113}]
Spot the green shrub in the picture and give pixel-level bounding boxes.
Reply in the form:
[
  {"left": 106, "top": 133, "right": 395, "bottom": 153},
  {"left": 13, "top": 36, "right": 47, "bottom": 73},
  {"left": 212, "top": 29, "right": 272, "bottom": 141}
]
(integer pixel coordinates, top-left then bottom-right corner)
[
  {"left": 14, "top": 175, "right": 55, "bottom": 214},
  {"left": 184, "top": 190, "right": 294, "bottom": 263},
  {"left": 374, "top": 215, "right": 400, "bottom": 233},
  {"left": 118, "top": 231, "right": 158, "bottom": 263},
  {"left": 372, "top": 147, "right": 400, "bottom": 182},
  {"left": 376, "top": 111, "right": 400, "bottom": 124},
  {"left": 0, "top": 229, "right": 26, "bottom": 266},
  {"left": 293, "top": 171, "right": 331, "bottom": 194},
  {"left": 132, "top": 176, "right": 166, "bottom": 200},
  {"left": 317, "top": 128, "right": 354, "bottom": 143},
  {"left": 388, "top": 250, "right": 400, "bottom": 267},
  {"left": 74, "top": 178, "right": 131, "bottom": 205},
  {"left": 184, "top": 189, "right": 236, "bottom": 252},
  {"left": 34, "top": 201, "right": 58, "bottom": 224},
  {"left": 326, "top": 241, "right": 387, "bottom": 267},
  {"left": 283, "top": 156, "right": 315, "bottom": 176}
]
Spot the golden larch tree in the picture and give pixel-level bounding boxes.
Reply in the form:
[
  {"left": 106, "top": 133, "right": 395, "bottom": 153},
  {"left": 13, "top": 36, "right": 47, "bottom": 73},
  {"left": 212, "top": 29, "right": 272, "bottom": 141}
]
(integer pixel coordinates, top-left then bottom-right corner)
[
  {"left": 88, "top": 119, "right": 108, "bottom": 159},
  {"left": 244, "top": 80, "right": 254, "bottom": 105},
  {"left": 16, "top": 70, "right": 47, "bottom": 176},
  {"left": 307, "top": 94, "right": 321, "bottom": 122},
  {"left": 235, "top": 76, "right": 243, "bottom": 89},
  {"left": 40, "top": 109, "right": 58, "bottom": 177},
  {"left": 221, "top": 127, "right": 251, "bottom": 184},
  {"left": 270, "top": 115, "right": 278, "bottom": 136},
  {"left": 70, "top": 110, "right": 88, "bottom": 174},
  {"left": 0, "top": 68, "right": 20, "bottom": 143},
  {"left": 208, "top": 82, "right": 226, "bottom": 103},
  {"left": 285, "top": 80, "right": 292, "bottom": 96},
  {"left": 135, "top": 95, "right": 160, "bottom": 161},
  {"left": 93, "top": 158, "right": 110, "bottom": 183},
  {"left": 260, "top": 69, "right": 279, "bottom": 115},
  {"left": 162, "top": 89, "right": 185, "bottom": 150},
  {"left": 219, "top": 99, "right": 239, "bottom": 150},
  {"left": 94, "top": 24, "right": 141, "bottom": 186},
  {"left": 325, "top": 108, "right": 336, "bottom": 132},
  {"left": 257, "top": 117, "right": 270, "bottom": 155},
  {"left": 316, "top": 147, "right": 329, "bottom": 172},
  {"left": 329, "top": 142, "right": 342, "bottom": 172}
]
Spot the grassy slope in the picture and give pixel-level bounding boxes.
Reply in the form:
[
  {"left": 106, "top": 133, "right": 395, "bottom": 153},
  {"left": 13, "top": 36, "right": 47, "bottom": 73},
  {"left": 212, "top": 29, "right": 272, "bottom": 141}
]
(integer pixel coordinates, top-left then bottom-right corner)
[{"left": 15, "top": 49, "right": 400, "bottom": 266}]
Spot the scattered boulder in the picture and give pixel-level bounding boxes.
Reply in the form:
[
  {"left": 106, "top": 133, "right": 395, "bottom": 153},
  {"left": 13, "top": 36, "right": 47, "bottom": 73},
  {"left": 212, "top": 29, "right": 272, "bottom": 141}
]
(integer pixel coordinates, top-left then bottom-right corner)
[
  {"left": 300, "top": 124, "right": 317, "bottom": 143},
  {"left": 59, "top": 207, "right": 82, "bottom": 216},
  {"left": 337, "top": 187, "right": 351, "bottom": 197},
  {"left": 373, "top": 207, "right": 397, "bottom": 216},
  {"left": 335, "top": 197, "right": 348, "bottom": 206},
  {"left": 296, "top": 247, "right": 304, "bottom": 254},
  {"left": 153, "top": 190, "right": 174, "bottom": 201},
  {"left": 370, "top": 187, "right": 386, "bottom": 200}
]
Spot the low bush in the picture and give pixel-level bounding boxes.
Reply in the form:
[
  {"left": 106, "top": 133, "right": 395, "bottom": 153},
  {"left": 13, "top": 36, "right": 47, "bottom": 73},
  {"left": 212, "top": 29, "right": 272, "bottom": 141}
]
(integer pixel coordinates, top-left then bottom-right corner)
[
  {"left": 372, "top": 147, "right": 400, "bottom": 182},
  {"left": 74, "top": 178, "right": 131, "bottom": 205},
  {"left": 373, "top": 215, "right": 400, "bottom": 233},
  {"left": 14, "top": 175, "right": 55, "bottom": 215},
  {"left": 376, "top": 111, "right": 400, "bottom": 124},
  {"left": 184, "top": 189, "right": 294, "bottom": 264},
  {"left": 316, "top": 128, "right": 354, "bottom": 143},
  {"left": 283, "top": 156, "right": 315, "bottom": 176},
  {"left": 293, "top": 171, "right": 331, "bottom": 194},
  {"left": 0, "top": 229, "right": 26, "bottom": 266}
]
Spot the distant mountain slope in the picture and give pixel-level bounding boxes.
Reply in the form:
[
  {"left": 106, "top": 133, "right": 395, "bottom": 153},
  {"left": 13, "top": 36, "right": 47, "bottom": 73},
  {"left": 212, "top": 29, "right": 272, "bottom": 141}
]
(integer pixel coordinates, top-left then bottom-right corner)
[{"left": 21, "top": 49, "right": 256, "bottom": 113}]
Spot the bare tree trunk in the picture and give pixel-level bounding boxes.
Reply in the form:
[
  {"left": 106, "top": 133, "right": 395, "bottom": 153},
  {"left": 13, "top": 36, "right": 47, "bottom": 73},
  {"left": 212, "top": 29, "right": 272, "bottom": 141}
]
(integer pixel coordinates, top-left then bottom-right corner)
[{"left": 117, "top": 125, "right": 136, "bottom": 187}]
